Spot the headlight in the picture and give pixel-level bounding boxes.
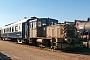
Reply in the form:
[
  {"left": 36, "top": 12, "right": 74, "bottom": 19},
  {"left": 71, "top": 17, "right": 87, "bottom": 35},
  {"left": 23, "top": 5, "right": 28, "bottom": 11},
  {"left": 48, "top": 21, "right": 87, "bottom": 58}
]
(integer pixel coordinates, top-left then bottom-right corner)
[{"left": 64, "top": 38, "right": 68, "bottom": 41}]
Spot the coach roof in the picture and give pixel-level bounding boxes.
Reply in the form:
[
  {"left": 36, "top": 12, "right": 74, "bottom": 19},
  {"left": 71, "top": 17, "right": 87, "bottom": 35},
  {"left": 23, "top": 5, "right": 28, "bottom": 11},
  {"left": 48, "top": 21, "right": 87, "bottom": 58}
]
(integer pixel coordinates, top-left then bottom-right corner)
[{"left": 2, "top": 18, "right": 30, "bottom": 29}]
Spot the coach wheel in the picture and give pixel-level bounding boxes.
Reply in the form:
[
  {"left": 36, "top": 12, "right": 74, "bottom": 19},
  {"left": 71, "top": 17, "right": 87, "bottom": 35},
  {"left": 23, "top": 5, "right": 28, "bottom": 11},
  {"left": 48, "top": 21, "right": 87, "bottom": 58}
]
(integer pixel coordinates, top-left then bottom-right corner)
[
  {"left": 17, "top": 39, "right": 23, "bottom": 44},
  {"left": 3, "top": 38, "right": 5, "bottom": 41},
  {"left": 50, "top": 46, "right": 54, "bottom": 49}
]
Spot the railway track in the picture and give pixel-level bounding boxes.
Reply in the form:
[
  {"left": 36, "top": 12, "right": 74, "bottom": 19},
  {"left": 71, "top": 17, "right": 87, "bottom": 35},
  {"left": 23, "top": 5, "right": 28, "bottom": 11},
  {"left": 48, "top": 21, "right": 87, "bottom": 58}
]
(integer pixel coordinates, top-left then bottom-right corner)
[
  {"left": 1, "top": 39, "right": 90, "bottom": 53},
  {"left": 1, "top": 39, "right": 59, "bottom": 52},
  {"left": 0, "top": 40, "right": 90, "bottom": 60}
]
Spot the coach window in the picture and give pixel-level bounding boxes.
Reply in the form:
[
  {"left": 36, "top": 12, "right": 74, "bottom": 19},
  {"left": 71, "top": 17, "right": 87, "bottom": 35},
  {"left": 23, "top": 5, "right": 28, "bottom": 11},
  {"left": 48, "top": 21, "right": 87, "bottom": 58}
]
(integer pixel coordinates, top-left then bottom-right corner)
[
  {"left": 1, "top": 30, "right": 2, "bottom": 34},
  {"left": 6, "top": 28, "right": 7, "bottom": 33},
  {"left": 2, "top": 30, "right": 3, "bottom": 33},
  {"left": 10, "top": 27, "right": 11, "bottom": 32},
  {"left": 7, "top": 28, "right": 8, "bottom": 33},
  {"left": 3, "top": 29, "right": 4, "bottom": 33},
  {"left": 19, "top": 23, "right": 21, "bottom": 30},
  {"left": 9, "top": 27, "right": 11, "bottom": 32},
  {"left": 1, "top": 29, "right": 3, "bottom": 34},
  {"left": 4, "top": 29, "right": 5, "bottom": 33},
  {"left": 4, "top": 28, "right": 7, "bottom": 33},
  {"left": 6, "top": 28, "right": 9, "bottom": 33},
  {"left": 8, "top": 28, "right": 9, "bottom": 32},
  {"left": 19, "top": 26, "right": 21, "bottom": 30},
  {"left": 5, "top": 28, "right": 8, "bottom": 32},
  {"left": 8, "top": 28, "right": 10, "bottom": 32},
  {"left": 12, "top": 27, "right": 14, "bottom": 32},
  {"left": 2, "top": 30, "right": 3, "bottom": 34},
  {"left": 15, "top": 25, "right": 18, "bottom": 31},
  {"left": 7, "top": 28, "right": 8, "bottom": 32}
]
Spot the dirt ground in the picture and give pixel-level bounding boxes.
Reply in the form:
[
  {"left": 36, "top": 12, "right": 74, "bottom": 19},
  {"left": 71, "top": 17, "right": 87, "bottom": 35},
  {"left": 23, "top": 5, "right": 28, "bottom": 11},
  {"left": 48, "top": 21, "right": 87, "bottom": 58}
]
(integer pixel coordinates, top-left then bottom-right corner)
[{"left": 0, "top": 40, "right": 90, "bottom": 60}]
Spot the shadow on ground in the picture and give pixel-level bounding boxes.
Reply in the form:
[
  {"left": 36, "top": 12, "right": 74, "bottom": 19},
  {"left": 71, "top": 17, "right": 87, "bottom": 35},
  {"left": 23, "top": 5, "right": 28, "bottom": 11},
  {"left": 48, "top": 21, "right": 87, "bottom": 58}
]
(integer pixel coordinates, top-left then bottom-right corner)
[
  {"left": 0, "top": 52, "right": 12, "bottom": 60},
  {"left": 61, "top": 47, "right": 90, "bottom": 55}
]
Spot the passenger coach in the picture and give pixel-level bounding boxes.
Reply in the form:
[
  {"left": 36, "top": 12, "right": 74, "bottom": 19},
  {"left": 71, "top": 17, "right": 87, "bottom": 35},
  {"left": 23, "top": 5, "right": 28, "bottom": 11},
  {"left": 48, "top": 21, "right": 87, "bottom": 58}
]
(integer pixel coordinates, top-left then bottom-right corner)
[{"left": 1, "top": 17, "right": 31, "bottom": 42}]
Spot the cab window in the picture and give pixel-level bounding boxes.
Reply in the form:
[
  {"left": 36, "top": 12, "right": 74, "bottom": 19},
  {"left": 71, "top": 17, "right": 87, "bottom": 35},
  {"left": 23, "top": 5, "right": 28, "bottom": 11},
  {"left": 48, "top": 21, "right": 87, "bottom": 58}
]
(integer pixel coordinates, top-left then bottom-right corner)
[
  {"left": 38, "top": 21, "right": 41, "bottom": 27},
  {"left": 33, "top": 21, "right": 36, "bottom": 29}
]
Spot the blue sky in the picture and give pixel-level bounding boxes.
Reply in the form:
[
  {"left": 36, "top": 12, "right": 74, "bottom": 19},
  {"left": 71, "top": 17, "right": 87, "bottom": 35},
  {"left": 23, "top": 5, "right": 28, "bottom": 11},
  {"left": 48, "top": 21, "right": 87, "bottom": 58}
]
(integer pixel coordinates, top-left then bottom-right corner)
[{"left": 0, "top": 0, "right": 90, "bottom": 27}]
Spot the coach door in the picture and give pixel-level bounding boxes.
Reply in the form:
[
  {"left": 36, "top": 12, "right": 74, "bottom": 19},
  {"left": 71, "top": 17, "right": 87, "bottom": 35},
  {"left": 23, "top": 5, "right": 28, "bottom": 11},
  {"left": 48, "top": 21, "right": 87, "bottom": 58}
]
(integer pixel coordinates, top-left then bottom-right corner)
[
  {"left": 25, "top": 22, "right": 28, "bottom": 38},
  {"left": 22, "top": 22, "right": 28, "bottom": 38},
  {"left": 22, "top": 23, "right": 25, "bottom": 38}
]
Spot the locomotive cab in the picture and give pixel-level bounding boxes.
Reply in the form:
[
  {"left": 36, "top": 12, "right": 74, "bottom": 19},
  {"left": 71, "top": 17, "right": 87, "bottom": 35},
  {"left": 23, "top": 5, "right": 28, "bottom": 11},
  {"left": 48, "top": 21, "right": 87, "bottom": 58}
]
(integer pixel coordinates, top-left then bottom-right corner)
[{"left": 28, "top": 17, "right": 58, "bottom": 46}]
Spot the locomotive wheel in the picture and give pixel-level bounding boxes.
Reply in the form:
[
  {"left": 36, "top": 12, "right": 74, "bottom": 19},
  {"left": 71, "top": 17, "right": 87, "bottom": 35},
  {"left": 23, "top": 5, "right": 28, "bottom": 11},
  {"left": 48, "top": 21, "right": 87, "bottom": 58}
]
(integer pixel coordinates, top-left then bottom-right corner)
[{"left": 54, "top": 46, "right": 57, "bottom": 50}]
